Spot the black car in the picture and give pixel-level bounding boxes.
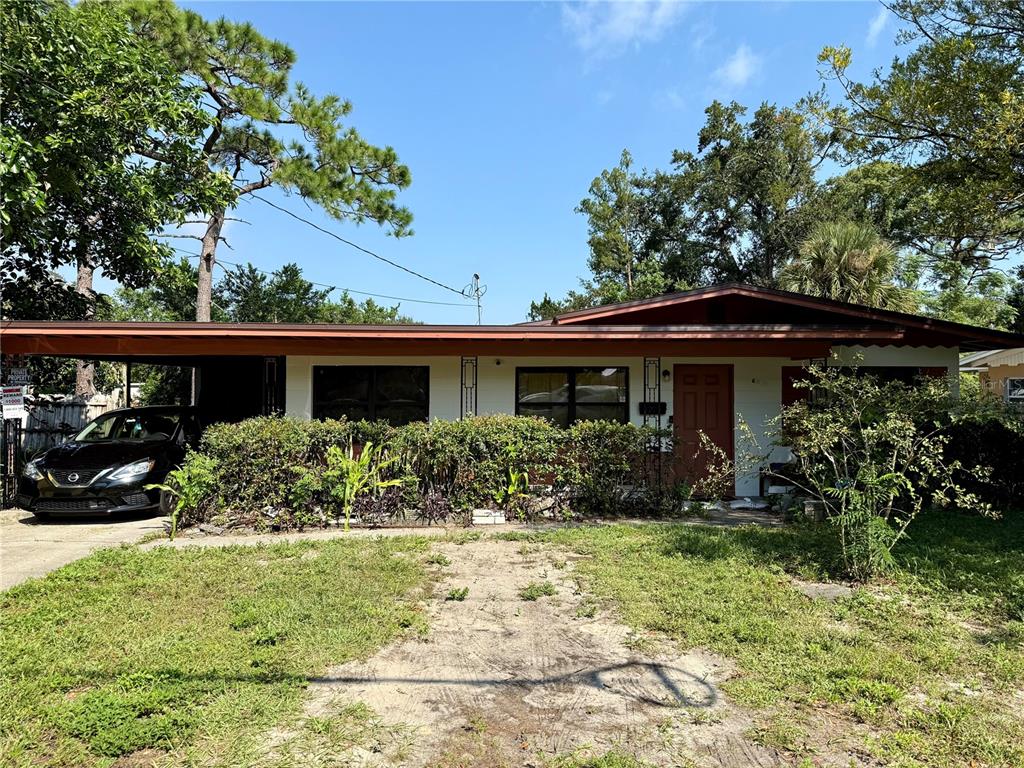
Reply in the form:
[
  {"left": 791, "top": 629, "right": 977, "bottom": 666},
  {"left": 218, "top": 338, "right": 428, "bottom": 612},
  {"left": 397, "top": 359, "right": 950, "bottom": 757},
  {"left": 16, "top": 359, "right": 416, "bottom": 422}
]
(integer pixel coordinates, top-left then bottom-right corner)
[{"left": 17, "top": 406, "right": 201, "bottom": 518}]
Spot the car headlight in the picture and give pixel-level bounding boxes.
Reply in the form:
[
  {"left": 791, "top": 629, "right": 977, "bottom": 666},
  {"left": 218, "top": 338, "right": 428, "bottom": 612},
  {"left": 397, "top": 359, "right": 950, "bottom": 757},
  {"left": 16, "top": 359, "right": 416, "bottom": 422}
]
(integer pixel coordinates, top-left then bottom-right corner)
[
  {"left": 109, "top": 459, "right": 155, "bottom": 482},
  {"left": 23, "top": 458, "right": 44, "bottom": 481}
]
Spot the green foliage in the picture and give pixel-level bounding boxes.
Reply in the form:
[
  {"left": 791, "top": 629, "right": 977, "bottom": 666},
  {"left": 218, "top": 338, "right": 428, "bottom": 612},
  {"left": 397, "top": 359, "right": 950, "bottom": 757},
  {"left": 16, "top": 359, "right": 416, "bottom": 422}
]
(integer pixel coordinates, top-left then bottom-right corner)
[
  {"left": 173, "top": 415, "right": 669, "bottom": 530},
  {"left": 123, "top": 0, "right": 413, "bottom": 318},
  {"left": 558, "top": 419, "right": 664, "bottom": 516},
  {"left": 214, "top": 262, "right": 413, "bottom": 324},
  {"left": 529, "top": 101, "right": 838, "bottom": 317},
  {"left": 778, "top": 220, "right": 915, "bottom": 310},
  {"left": 813, "top": 0, "right": 1024, "bottom": 271},
  {"left": 518, "top": 581, "right": 557, "bottom": 601},
  {"left": 147, "top": 450, "right": 219, "bottom": 538},
  {"left": 0, "top": 0, "right": 228, "bottom": 319},
  {"left": 321, "top": 441, "right": 403, "bottom": 531},
  {"left": 445, "top": 586, "right": 469, "bottom": 602},
  {"left": 391, "top": 414, "right": 563, "bottom": 511},
  {"left": 774, "top": 367, "right": 989, "bottom": 580}
]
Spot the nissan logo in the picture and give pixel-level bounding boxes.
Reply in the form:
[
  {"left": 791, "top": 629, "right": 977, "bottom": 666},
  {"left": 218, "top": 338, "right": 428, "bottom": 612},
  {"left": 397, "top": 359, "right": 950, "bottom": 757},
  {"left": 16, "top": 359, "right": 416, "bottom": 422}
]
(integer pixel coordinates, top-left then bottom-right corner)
[{"left": 67, "top": 472, "right": 80, "bottom": 483}]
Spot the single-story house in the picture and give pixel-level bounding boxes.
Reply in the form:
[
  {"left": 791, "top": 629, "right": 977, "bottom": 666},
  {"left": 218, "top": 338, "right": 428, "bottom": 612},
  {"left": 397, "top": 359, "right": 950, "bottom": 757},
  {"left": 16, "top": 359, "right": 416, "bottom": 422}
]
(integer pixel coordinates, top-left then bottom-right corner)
[
  {"left": 960, "top": 348, "right": 1024, "bottom": 405},
  {"left": 4, "top": 284, "right": 1023, "bottom": 496}
]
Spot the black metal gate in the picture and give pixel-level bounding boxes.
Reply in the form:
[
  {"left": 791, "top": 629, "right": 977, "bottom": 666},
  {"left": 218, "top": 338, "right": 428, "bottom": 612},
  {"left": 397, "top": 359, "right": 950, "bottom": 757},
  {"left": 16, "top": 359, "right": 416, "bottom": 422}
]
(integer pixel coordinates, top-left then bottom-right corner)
[{"left": 1, "top": 419, "right": 22, "bottom": 508}]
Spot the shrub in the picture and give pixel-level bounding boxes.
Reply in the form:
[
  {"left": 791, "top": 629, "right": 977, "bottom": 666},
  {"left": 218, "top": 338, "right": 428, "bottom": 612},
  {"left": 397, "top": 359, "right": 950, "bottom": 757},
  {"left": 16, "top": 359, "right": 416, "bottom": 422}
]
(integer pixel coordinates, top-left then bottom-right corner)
[
  {"left": 391, "top": 414, "right": 562, "bottom": 511},
  {"left": 774, "top": 367, "right": 989, "bottom": 580},
  {"left": 174, "top": 414, "right": 674, "bottom": 529},
  {"left": 943, "top": 390, "right": 1024, "bottom": 508},
  {"left": 558, "top": 420, "right": 667, "bottom": 516}
]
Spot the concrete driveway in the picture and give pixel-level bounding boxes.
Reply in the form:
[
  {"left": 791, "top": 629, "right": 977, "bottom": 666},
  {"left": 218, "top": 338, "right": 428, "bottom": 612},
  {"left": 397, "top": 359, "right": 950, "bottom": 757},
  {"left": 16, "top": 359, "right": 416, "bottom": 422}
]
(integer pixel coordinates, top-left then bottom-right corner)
[{"left": 0, "top": 507, "right": 166, "bottom": 590}]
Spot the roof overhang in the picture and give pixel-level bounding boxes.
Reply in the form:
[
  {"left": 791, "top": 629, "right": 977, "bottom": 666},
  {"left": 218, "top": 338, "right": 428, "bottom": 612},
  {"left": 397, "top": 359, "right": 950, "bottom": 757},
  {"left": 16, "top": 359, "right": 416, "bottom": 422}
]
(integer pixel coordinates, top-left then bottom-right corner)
[{"left": 0, "top": 321, "right": 906, "bottom": 359}]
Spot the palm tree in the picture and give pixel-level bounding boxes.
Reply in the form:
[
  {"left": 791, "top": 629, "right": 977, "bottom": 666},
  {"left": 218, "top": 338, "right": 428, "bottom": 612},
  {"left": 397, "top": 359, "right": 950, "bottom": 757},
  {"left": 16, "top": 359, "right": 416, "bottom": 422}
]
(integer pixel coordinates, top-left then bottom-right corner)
[{"left": 779, "top": 221, "right": 915, "bottom": 311}]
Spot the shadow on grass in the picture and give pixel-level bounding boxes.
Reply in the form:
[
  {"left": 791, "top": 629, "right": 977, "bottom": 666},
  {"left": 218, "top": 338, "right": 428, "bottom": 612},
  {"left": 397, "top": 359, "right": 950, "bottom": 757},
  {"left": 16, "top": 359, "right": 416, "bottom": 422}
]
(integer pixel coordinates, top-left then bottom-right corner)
[{"left": 654, "top": 508, "right": 1022, "bottom": 618}]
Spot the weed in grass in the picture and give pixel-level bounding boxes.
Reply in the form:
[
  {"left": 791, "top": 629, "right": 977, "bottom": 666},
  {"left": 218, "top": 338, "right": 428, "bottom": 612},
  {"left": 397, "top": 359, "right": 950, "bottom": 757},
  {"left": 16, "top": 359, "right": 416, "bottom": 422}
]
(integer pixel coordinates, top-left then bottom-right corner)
[
  {"left": 750, "top": 713, "right": 811, "bottom": 755},
  {"left": 466, "top": 714, "right": 488, "bottom": 734},
  {"left": 447, "top": 531, "right": 482, "bottom": 545},
  {"left": 427, "top": 552, "right": 451, "bottom": 566},
  {"left": 519, "top": 581, "right": 557, "bottom": 601},
  {"left": 576, "top": 599, "right": 598, "bottom": 619},
  {"left": 445, "top": 587, "right": 469, "bottom": 601},
  {"left": 546, "top": 749, "right": 655, "bottom": 768}
]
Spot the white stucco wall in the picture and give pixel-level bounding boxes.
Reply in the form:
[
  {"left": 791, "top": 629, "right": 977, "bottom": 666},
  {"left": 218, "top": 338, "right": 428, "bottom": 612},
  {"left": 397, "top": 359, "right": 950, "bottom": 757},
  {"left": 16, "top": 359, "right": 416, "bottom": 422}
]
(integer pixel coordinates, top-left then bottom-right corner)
[{"left": 284, "top": 346, "right": 960, "bottom": 497}]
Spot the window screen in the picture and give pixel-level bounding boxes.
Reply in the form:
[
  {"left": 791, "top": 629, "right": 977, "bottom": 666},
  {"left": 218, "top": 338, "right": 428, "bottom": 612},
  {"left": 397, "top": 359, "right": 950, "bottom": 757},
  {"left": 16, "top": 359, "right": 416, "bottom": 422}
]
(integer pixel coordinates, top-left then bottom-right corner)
[{"left": 313, "top": 366, "right": 429, "bottom": 425}]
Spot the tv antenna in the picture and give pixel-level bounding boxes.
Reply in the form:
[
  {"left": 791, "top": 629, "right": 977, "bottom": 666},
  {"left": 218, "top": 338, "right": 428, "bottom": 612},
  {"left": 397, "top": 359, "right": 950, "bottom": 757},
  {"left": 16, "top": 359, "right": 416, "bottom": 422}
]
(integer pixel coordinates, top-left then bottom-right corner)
[{"left": 463, "top": 274, "right": 487, "bottom": 325}]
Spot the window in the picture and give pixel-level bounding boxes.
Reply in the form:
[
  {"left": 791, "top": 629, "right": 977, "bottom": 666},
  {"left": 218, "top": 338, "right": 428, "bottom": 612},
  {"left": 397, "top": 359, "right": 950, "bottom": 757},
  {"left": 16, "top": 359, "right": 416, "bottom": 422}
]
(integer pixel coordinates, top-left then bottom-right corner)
[
  {"left": 1007, "top": 378, "right": 1024, "bottom": 405},
  {"left": 313, "top": 366, "right": 429, "bottom": 425},
  {"left": 515, "top": 367, "right": 628, "bottom": 427}
]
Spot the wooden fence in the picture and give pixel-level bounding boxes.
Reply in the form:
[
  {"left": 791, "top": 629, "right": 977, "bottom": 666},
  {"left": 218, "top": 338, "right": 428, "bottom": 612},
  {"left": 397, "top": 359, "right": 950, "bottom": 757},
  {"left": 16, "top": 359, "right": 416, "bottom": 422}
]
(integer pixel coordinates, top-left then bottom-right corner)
[{"left": 20, "top": 393, "right": 124, "bottom": 455}]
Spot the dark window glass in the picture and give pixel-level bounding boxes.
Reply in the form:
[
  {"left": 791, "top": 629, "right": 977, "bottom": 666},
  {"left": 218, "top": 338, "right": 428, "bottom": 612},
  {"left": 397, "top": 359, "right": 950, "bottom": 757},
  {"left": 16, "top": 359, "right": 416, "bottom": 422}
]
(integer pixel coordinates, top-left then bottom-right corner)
[
  {"left": 313, "top": 366, "right": 428, "bottom": 425},
  {"left": 515, "top": 367, "right": 628, "bottom": 426}
]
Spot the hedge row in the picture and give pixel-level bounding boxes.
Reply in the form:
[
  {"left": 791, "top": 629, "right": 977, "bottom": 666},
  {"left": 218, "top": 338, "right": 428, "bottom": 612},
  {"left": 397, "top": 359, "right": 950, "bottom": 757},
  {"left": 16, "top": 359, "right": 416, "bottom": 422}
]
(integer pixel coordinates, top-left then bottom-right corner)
[{"left": 170, "top": 415, "right": 671, "bottom": 530}]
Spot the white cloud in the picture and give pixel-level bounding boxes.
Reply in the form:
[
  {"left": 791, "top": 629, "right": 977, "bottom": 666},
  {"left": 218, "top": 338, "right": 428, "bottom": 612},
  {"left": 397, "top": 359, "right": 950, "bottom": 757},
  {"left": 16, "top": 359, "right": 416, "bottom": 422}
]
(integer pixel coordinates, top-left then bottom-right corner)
[
  {"left": 866, "top": 6, "right": 889, "bottom": 47},
  {"left": 713, "top": 44, "right": 759, "bottom": 88},
  {"left": 562, "top": 0, "right": 688, "bottom": 58},
  {"left": 654, "top": 87, "right": 686, "bottom": 111}
]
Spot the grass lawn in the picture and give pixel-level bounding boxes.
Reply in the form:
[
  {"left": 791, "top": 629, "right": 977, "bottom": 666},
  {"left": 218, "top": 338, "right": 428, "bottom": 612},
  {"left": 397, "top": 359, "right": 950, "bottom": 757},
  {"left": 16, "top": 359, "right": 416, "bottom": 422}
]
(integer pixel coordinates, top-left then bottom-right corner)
[
  {"left": 519, "top": 510, "right": 1024, "bottom": 768},
  {"left": 0, "top": 537, "right": 431, "bottom": 767}
]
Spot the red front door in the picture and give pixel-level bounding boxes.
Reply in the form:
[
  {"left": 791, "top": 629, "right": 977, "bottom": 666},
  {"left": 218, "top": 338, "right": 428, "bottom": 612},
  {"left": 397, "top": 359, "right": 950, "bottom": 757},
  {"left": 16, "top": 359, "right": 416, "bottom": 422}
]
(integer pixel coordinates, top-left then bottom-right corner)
[{"left": 673, "top": 364, "right": 734, "bottom": 491}]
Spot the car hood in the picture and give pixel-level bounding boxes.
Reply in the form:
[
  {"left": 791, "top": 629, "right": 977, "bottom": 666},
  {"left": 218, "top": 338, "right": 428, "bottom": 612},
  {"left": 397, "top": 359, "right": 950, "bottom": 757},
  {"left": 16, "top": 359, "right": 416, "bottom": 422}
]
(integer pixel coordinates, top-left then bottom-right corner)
[{"left": 40, "top": 440, "right": 168, "bottom": 470}]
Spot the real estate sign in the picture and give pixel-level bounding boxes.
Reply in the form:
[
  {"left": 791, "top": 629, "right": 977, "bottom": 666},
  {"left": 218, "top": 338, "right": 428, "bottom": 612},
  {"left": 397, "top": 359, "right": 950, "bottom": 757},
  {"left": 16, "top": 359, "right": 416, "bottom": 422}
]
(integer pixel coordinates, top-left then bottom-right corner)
[{"left": 1, "top": 386, "right": 26, "bottom": 420}]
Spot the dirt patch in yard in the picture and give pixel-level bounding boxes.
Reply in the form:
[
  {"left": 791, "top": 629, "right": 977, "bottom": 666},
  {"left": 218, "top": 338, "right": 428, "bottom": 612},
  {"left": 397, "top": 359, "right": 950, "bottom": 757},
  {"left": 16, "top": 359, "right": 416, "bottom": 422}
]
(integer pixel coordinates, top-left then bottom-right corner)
[{"left": 267, "top": 538, "right": 788, "bottom": 767}]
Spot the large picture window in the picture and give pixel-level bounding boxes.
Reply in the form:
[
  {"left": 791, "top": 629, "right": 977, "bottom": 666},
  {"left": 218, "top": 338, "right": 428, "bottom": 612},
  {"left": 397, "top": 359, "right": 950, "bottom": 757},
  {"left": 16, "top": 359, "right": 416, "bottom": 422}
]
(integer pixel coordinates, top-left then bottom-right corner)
[
  {"left": 313, "top": 366, "right": 429, "bottom": 425},
  {"left": 515, "top": 367, "right": 628, "bottom": 427}
]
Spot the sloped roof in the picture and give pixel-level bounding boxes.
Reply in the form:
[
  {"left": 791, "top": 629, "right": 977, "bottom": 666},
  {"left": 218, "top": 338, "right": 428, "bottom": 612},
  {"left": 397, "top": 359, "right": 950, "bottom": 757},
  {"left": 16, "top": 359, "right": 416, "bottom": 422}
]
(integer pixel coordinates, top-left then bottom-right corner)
[{"left": 535, "top": 283, "right": 1023, "bottom": 352}]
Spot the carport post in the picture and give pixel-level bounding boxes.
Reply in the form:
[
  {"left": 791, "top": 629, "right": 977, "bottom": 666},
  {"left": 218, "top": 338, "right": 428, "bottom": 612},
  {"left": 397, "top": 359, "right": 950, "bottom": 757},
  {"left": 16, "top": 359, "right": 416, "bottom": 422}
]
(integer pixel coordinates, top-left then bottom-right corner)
[{"left": 125, "top": 361, "right": 132, "bottom": 408}]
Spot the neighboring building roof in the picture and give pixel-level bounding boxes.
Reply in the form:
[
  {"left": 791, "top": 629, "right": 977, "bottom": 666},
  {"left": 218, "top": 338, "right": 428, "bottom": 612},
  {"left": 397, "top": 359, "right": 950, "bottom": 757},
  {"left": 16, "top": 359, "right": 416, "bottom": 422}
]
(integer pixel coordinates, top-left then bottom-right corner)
[
  {"left": 960, "top": 348, "right": 1024, "bottom": 369},
  {"left": 4, "top": 284, "right": 1022, "bottom": 358}
]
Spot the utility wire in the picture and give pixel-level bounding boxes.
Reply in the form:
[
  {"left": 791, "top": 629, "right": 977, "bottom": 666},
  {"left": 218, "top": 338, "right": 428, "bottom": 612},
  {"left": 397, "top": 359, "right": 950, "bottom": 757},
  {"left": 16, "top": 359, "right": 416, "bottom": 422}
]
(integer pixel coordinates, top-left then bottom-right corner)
[
  {"left": 249, "top": 194, "right": 471, "bottom": 298},
  {"left": 165, "top": 246, "right": 471, "bottom": 308},
  {"left": 1, "top": 61, "right": 478, "bottom": 307}
]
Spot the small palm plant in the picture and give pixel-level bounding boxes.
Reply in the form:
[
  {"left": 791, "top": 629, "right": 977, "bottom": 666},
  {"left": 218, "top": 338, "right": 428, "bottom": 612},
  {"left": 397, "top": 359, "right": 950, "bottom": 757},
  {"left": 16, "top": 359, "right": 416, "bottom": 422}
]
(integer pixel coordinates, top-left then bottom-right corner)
[{"left": 323, "top": 440, "right": 403, "bottom": 531}]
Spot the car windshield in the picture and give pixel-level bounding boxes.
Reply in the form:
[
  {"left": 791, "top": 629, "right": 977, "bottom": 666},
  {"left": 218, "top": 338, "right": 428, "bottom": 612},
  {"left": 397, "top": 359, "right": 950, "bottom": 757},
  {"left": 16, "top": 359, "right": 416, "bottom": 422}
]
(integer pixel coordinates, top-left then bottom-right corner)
[{"left": 74, "top": 410, "right": 182, "bottom": 443}]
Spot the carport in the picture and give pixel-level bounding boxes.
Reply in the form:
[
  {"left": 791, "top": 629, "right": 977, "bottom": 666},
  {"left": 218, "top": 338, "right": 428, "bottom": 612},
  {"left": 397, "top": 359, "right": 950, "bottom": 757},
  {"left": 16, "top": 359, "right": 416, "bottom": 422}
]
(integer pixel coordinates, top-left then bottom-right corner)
[{"left": 1, "top": 322, "right": 288, "bottom": 427}]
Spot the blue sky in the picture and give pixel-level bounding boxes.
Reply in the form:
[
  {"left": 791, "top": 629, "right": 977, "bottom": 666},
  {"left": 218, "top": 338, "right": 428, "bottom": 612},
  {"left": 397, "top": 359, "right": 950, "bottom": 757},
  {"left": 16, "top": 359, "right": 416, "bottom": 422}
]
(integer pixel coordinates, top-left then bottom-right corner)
[{"left": 162, "top": 1, "right": 901, "bottom": 324}]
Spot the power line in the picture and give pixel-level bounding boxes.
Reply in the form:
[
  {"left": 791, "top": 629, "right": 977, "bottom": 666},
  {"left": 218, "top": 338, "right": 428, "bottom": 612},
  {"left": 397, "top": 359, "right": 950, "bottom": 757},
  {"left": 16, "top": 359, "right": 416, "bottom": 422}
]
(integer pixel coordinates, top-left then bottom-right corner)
[
  {"left": 165, "top": 246, "right": 472, "bottom": 308},
  {"left": 249, "top": 194, "right": 470, "bottom": 298},
  {"left": 2, "top": 60, "right": 480, "bottom": 308}
]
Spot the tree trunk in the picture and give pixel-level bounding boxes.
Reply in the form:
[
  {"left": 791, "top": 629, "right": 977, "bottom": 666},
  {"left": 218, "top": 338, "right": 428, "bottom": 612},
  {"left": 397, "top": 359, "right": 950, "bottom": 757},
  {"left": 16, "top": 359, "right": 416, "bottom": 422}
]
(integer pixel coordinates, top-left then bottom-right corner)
[
  {"left": 196, "top": 209, "right": 225, "bottom": 322},
  {"left": 74, "top": 259, "right": 96, "bottom": 399}
]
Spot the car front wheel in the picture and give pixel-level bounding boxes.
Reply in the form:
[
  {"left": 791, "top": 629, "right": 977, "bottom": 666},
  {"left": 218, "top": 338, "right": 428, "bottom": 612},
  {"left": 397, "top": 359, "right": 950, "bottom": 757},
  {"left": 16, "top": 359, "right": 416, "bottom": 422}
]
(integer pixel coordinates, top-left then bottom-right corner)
[{"left": 158, "top": 490, "right": 175, "bottom": 516}]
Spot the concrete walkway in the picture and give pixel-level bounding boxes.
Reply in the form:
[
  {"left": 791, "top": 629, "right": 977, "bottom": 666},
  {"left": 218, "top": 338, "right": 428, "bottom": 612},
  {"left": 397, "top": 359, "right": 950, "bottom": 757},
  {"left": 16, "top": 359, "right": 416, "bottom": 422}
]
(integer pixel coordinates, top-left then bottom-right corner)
[{"left": 0, "top": 507, "right": 166, "bottom": 590}]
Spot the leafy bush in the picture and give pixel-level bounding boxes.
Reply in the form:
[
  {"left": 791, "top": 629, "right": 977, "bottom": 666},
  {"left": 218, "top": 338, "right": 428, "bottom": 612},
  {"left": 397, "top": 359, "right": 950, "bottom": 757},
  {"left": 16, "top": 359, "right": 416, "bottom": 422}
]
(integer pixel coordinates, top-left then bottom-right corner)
[
  {"left": 391, "top": 414, "right": 563, "bottom": 511},
  {"left": 774, "top": 367, "right": 989, "bottom": 580},
  {"left": 172, "top": 414, "right": 673, "bottom": 530},
  {"left": 558, "top": 420, "right": 666, "bottom": 516},
  {"left": 942, "top": 391, "right": 1024, "bottom": 508}
]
